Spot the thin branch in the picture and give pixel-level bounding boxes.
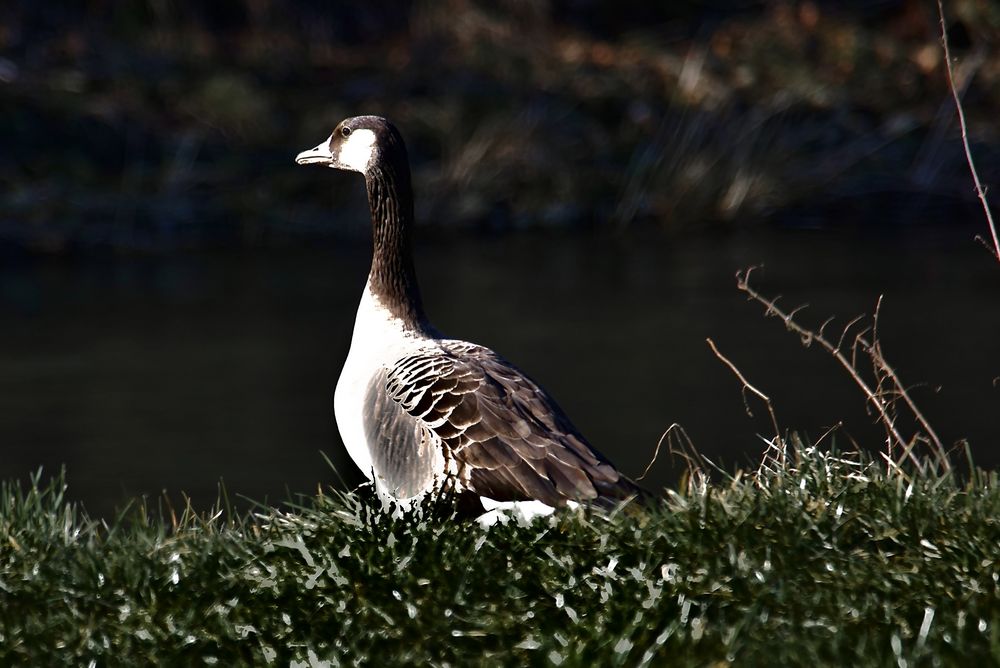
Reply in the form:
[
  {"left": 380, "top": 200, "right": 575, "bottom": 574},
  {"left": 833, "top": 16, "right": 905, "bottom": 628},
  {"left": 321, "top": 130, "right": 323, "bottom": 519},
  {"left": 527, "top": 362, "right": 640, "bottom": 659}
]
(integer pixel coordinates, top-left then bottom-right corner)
[
  {"left": 836, "top": 315, "right": 865, "bottom": 354},
  {"left": 937, "top": 0, "right": 999, "bottom": 262},
  {"left": 813, "top": 422, "right": 844, "bottom": 449},
  {"left": 817, "top": 316, "right": 836, "bottom": 341},
  {"left": 868, "top": 296, "right": 894, "bottom": 458},
  {"left": 661, "top": 423, "right": 719, "bottom": 494},
  {"left": 706, "top": 337, "right": 783, "bottom": 464},
  {"left": 869, "top": 346, "right": 947, "bottom": 468},
  {"left": 637, "top": 423, "right": 681, "bottom": 481},
  {"left": 736, "top": 270, "right": 922, "bottom": 469},
  {"left": 870, "top": 296, "right": 947, "bottom": 470}
]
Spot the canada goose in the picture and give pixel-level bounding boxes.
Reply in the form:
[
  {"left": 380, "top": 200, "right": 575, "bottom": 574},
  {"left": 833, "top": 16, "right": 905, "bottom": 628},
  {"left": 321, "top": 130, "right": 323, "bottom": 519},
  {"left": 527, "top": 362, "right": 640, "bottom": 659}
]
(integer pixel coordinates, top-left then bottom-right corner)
[{"left": 296, "top": 116, "right": 644, "bottom": 519}]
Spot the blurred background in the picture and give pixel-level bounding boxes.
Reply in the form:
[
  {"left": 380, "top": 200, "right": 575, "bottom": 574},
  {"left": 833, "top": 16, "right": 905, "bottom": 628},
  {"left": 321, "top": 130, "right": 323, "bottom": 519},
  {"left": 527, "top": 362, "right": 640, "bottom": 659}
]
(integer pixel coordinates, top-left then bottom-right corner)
[{"left": 1, "top": 0, "right": 999, "bottom": 517}]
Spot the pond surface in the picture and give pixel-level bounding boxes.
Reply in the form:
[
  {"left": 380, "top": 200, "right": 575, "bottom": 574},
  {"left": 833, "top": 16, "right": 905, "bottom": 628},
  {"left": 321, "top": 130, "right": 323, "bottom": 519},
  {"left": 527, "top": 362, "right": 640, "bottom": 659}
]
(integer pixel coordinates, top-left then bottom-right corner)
[{"left": 2, "top": 228, "right": 998, "bottom": 517}]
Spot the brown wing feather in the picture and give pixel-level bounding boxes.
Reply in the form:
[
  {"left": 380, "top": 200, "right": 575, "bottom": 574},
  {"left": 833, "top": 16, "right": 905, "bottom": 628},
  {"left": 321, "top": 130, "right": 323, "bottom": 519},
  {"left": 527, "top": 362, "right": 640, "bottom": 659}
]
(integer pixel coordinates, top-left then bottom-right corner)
[{"left": 385, "top": 341, "right": 643, "bottom": 507}]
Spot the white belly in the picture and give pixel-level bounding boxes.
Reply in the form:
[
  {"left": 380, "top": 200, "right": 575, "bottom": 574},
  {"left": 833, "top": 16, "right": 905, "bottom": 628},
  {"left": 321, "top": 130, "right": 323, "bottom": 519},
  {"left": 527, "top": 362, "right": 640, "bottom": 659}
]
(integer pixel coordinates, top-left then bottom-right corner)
[
  {"left": 334, "top": 283, "right": 432, "bottom": 486},
  {"left": 333, "top": 356, "right": 376, "bottom": 482}
]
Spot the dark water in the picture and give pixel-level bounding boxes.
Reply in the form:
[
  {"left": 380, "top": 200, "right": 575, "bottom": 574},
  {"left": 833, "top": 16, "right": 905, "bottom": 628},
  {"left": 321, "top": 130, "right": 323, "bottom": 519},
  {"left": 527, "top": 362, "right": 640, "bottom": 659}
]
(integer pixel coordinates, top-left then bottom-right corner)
[{"left": 2, "top": 229, "right": 998, "bottom": 517}]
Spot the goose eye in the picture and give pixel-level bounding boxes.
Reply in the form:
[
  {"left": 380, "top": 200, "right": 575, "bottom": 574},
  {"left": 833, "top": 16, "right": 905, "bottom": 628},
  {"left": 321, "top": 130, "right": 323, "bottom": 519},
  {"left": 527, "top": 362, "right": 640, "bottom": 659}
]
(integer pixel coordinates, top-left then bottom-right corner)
[{"left": 341, "top": 127, "right": 352, "bottom": 137}]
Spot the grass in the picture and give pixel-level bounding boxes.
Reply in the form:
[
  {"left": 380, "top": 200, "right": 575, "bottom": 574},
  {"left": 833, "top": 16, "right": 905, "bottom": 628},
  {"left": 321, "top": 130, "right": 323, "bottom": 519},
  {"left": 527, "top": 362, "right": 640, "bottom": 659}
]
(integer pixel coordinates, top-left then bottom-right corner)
[{"left": 2, "top": 445, "right": 999, "bottom": 666}]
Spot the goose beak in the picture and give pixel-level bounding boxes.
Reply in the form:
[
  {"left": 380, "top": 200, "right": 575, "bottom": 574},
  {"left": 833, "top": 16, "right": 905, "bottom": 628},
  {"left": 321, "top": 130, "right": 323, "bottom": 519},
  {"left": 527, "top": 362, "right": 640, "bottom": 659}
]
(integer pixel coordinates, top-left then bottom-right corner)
[{"left": 296, "top": 139, "right": 334, "bottom": 166}]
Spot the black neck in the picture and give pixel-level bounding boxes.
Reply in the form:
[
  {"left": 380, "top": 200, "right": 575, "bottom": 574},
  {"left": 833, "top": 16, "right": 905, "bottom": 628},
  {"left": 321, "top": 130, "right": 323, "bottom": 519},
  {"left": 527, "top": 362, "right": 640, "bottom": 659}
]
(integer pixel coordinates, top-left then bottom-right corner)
[{"left": 364, "top": 151, "right": 426, "bottom": 329}]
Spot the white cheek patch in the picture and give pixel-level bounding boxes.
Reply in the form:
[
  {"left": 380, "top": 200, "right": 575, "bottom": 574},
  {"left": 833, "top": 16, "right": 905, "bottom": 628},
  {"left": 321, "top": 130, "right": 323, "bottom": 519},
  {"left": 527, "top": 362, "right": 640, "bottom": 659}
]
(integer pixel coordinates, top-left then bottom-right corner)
[{"left": 339, "top": 128, "right": 377, "bottom": 172}]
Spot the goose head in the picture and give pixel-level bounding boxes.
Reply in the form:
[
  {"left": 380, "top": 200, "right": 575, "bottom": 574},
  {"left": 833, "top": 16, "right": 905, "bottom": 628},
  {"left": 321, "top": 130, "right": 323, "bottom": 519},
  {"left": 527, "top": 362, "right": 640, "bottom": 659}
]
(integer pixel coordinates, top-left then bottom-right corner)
[
  {"left": 295, "top": 115, "right": 403, "bottom": 175},
  {"left": 295, "top": 115, "right": 423, "bottom": 323}
]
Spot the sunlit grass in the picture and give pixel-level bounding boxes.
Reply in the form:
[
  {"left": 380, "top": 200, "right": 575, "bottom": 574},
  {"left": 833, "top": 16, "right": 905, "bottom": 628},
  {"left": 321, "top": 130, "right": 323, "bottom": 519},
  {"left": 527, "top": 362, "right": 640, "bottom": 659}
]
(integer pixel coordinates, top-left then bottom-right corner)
[{"left": 2, "top": 446, "right": 999, "bottom": 665}]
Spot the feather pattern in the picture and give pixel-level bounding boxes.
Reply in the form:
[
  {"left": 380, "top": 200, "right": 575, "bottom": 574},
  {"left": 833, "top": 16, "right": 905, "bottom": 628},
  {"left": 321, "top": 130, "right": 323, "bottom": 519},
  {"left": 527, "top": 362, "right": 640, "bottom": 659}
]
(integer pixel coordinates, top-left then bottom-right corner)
[{"left": 382, "top": 341, "right": 641, "bottom": 507}]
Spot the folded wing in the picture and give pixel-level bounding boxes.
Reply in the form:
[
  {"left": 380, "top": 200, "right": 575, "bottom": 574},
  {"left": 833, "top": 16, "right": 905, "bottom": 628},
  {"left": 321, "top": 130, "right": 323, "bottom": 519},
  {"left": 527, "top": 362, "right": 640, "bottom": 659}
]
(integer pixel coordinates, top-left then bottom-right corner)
[{"left": 382, "top": 341, "right": 642, "bottom": 507}]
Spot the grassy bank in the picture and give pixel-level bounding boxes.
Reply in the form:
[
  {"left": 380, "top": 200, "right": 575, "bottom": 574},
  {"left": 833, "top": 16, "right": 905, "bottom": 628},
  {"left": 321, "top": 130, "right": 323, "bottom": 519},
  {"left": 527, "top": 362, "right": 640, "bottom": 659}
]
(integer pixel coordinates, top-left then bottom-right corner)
[{"left": 2, "top": 447, "right": 999, "bottom": 665}]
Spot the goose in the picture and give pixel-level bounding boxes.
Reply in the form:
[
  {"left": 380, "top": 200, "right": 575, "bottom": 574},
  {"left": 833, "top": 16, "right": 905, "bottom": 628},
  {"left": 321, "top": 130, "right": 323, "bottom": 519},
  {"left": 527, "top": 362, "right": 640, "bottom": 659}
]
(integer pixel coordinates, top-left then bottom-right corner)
[{"left": 295, "top": 115, "right": 645, "bottom": 520}]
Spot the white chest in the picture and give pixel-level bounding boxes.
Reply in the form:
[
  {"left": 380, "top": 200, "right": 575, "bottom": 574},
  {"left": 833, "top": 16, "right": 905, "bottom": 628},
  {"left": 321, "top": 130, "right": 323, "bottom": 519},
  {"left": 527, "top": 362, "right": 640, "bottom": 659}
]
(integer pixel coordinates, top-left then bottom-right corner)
[{"left": 333, "top": 284, "right": 430, "bottom": 481}]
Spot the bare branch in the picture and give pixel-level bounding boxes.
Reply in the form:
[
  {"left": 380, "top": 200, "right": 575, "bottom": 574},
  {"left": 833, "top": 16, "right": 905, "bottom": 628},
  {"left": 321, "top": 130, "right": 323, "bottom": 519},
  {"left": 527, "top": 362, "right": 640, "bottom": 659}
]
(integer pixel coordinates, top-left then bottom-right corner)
[
  {"left": 865, "top": 341, "right": 948, "bottom": 469},
  {"left": 637, "top": 423, "right": 681, "bottom": 481},
  {"left": 736, "top": 270, "right": 951, "bottom": 471},
  {"left": 660, "top": 423, "right": 719, "bottom": 494},
  {"left": 817, "top": 316, "right": 836, "bottom": 341},
  {"left": 937, "top": 0, "right": 1000, "bottom": 262},
  {"left": 872, "top": 295, "right": 884, "bottom": 341},
  {"left": 706, "top": 337, "right": 783, "bottom": 464},
  {"left": 787, "top": 304, "right": 809, "bottom": 321},
  {"left": 836, "top": 314, "right": 866, "bottom": 353},
  {"left": 813, "top": 422, "right": 844, "bottom": 449}
]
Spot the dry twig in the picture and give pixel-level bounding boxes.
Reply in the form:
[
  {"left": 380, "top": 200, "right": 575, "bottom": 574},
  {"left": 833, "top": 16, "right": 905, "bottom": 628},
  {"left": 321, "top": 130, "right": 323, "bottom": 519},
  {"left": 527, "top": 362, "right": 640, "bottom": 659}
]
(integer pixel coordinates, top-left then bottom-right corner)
[
  {"left": 936, "top": 0, "right": 999, "bottom": 262},
  {"left": 706, "top": 337, "right": 784, "bottom": 467},
  {"left": 737, "top": 267, "right": 950, "bottom": 473},
  {"left": 654, "top": 422, "right": 731, "bottom": 495},
  {"left": 636, "top": 423, "right": 678, "bottom": 482}
]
